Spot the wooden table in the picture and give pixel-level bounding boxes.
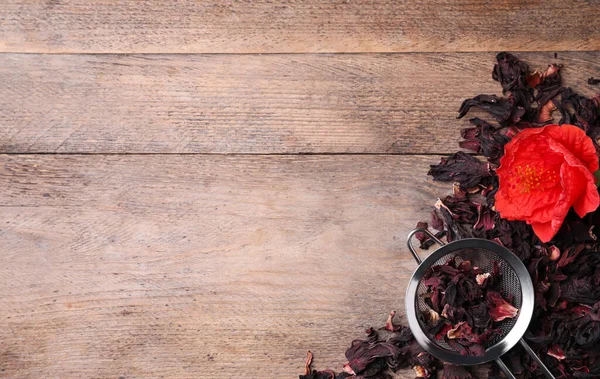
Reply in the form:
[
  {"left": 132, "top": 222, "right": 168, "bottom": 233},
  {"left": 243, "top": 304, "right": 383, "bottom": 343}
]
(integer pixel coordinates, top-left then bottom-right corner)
[{"left": 1, "top": 2, "right": 599, "bottom": 378}]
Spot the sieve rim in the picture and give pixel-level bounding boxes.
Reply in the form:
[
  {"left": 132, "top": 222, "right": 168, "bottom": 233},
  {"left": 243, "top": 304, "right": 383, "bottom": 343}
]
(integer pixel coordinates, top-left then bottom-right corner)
[{"left": 404, "top": 238, "right": 534, "bottom": 366}]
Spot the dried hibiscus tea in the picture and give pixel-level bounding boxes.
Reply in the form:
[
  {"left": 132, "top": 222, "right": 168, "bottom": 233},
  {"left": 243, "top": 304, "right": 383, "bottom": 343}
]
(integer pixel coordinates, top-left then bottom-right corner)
[
  {"left": 428, "top": 152, "right": 492, "bottom": 191},
  {"left": 420, "top": 257, "right": 519, "bottom": 356},
  {"left": 300, "top": 351, "right": 344, "bottom": 379},
  {"left": 302, "top": 52, "right": 600, "bottom": 379}
]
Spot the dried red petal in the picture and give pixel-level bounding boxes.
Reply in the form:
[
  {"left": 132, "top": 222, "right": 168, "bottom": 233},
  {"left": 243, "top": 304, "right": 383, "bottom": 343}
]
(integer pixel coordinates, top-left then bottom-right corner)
[
  {"left": 342, "top": 364, "right": 355, "bottom": 376},
  {"left": 447, "top": 322, "right": 472, "bottom": 340},
  {"left": 442, "top": 363, "right": 473, "bottom": 379},
  {"left": 305, "top": 351, "right": 313, "bottom": 375},
  {"left": 547, "top": 345, "right": 566, "bottom": 360},
  {"left": 493, "top": 52, "right": 530, "bottom": 92},
  {"left": 487, "top": 292, "right": 519, "bottom": 321},
  {"left": 435, "top": 323, "right": 453, "bottom": 340},
  {"left": 384, "top": 310, "right": 401, "bottom": 332},
  {"left": 429, "top": 152, "right": 492, "bottom": 191},
  {"left": 538, "top": 101, "right": 557, "bottom": 124},
  {"left": 457, "top": 94, "right": 525, "bottom": 123},
  {"left": 474, "top": 204, "right": 496, "bottom": 231},
  {"left": 300, "top": 351, "right": 337, "bottom": 379},
  {"left": 527, "top": 70, "right": 543, "bottom": 88}
]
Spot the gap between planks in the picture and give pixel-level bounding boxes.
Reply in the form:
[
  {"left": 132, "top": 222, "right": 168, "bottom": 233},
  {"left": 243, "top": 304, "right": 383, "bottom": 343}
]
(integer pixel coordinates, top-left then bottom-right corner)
[
  {"left": 0, "top": 50, "right": 595, "bottom": 56},
  {"left": 0, "top": 152, "right": 455, "bottom": 156}
]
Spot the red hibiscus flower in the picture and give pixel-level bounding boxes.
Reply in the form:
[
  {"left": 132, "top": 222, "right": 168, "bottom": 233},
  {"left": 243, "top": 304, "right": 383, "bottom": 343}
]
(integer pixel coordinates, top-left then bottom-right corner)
[{"left": 495, "top": 124, "right": 599, "bottom": 242}]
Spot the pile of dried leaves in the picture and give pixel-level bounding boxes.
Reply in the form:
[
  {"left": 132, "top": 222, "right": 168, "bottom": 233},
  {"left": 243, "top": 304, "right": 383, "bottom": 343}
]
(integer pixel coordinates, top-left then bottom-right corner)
[
  {"left": 420, "top": 256, "right": 519, "bottom": 357},
  {"left": 300, "top": 53, "right": 600, "bottom": 379}
]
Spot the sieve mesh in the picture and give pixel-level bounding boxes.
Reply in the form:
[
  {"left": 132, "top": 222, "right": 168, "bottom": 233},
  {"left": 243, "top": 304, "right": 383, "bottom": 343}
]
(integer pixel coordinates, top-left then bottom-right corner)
[{"left": 415, "top": 247, "right": 522, "bottom": 351}]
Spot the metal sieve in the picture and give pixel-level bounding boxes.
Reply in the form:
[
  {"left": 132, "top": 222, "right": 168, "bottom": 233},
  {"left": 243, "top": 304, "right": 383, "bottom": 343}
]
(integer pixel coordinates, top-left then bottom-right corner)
[{"left": 405, "top": 229, "right": 555, "bottom": 379}]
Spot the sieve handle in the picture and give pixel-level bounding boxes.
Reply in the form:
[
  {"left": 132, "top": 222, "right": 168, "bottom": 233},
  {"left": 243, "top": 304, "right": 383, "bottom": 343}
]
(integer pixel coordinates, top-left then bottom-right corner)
[
  {"left": 520, "top": 339, "right": 556, "bottom": 379},
  {"left": 407, "top": 228, "right": 445, "bottom": 264},
  {"left": 494, "top": 358, "right": 517, "bottom": 379},
  {"left": 494, "top": 340, "right": 556, "bottom": 379}
]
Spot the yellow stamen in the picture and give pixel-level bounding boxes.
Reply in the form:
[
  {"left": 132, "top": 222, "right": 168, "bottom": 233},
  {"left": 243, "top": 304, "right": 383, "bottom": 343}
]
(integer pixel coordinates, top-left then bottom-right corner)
[{"left": 508, "top": 164, "right": 558, "bottom": 194}]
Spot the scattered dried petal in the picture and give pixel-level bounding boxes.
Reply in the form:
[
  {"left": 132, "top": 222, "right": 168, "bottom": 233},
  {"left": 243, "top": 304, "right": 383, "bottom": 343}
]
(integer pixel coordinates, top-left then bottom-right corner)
[
  {"left": 457, "top": 94, "right": 524, "bottom": 124},
  {"left": 442, "top": 363, "right": 473, "bottom": 379},
  {"left": 527, "top": 70, "right": 543, "bottom": 88},
  {"left": 474, "top": 204, "right": 496, "bottom": 231},
  {"left": 538, "top": 100, "right": 557, "bottom": 124},
  {"left": 342, "top": 364, "right": 355, "bottom": 376},
  {"left": 305, "top": 351, "right": 313, "bottom": 375},
  {"left": 428, "top": 152, "right": 491, "bottom": 191},
  {"left": 547, "top": 345, "right": 566, "bottom": 360},
  {"left": 492, "top": 52, "right": 530, "bottom": 92},
  {"left": 300, "top": 351, "right": 338, "bottom": 379},
  {"left": 384, "top": 310, "right": 401, "bottom": 332}
]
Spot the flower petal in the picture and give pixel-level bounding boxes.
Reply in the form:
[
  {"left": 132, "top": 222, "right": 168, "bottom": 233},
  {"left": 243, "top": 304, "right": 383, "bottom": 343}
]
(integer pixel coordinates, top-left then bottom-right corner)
[
  {"left": 530, "top": 220, "right": 557, "bottom": 243},
  {"left": 572, "top": 181, "right": 600, "bottom": 218},
  {"left": 545, "top": 124, "right": 599, "bottom": 173},
  {"left": 496, "top": 124, "right": 599, "bottom": 243}
]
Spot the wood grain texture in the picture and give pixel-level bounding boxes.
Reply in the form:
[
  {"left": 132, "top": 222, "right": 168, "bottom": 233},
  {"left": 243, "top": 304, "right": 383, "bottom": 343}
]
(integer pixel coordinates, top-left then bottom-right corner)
[
  {"left": 2, "top": 51, "right": 600, "bottom": 154},
  {"left": 0, "top": 154, "right": 452, "bottom": 378},
  {"left": 1, "top": 0, "right": 600, "bottom": 54}
]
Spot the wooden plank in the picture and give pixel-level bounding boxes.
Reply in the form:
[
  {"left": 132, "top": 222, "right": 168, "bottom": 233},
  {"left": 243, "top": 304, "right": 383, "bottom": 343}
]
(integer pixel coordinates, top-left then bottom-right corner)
[
  {"left": 0, "top": 154, "right": 449, "bottom": 378},
  {"left": 2, "top": 52, "right": 600, "bottom": 154},
  {"left": 1, "top": 0, "right": 599, "bottom": 54}
]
